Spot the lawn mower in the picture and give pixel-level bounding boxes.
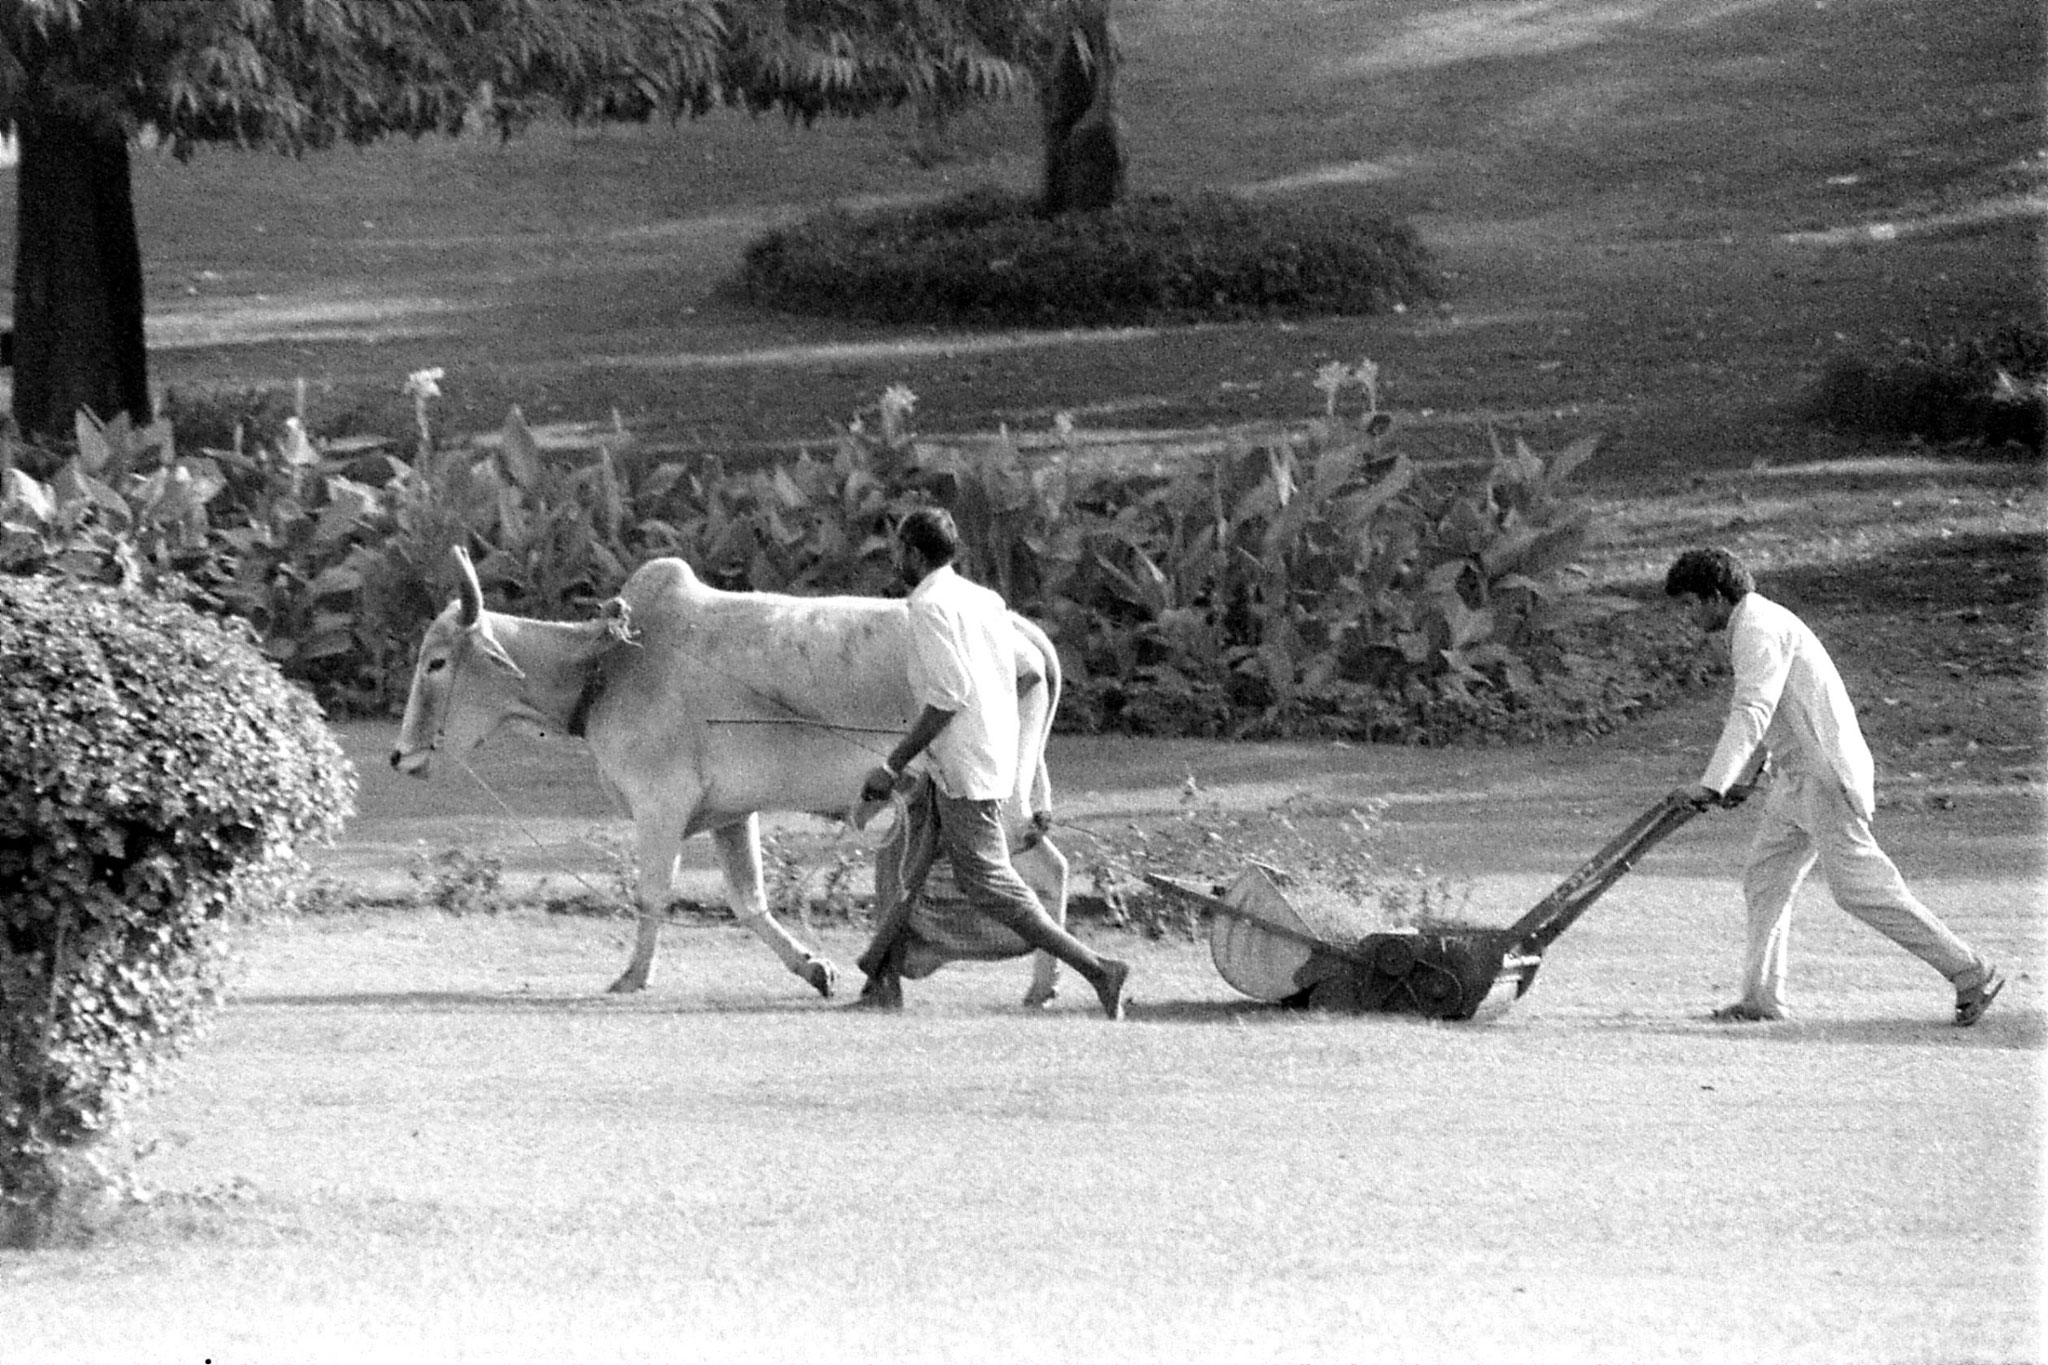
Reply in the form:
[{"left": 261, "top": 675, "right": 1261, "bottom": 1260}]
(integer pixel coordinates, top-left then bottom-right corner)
[{"left": 1143, "top": 772, "right": 1762, "bottom": 1022}]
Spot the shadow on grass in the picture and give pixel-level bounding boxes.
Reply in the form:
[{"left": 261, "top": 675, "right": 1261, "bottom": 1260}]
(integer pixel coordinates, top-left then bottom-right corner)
[
  {"left": 229, "top": 990, "right": 838, "bottom": 1015},
  {"left": 1767, "top": 528, "right": 2045, "bottom": 617},
  {"left": 1124, "top": 997, "right": 1440, "bottom": 1025},
  {"left": 231, "top": 989, "right": 1328, "bottom": 1024},
  {"left": 227, "top": 989, "right": 2039, "bottom": 1046},
  {"left": 1634, "top": 1012, "right": 2044, "bottom": 1052},
  {"left": 1124, "top": 998, "right": 2045, "bottom": 1046}
]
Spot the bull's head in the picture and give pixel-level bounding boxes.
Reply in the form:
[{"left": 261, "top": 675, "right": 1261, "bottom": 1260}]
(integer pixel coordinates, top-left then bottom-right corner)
[{"left": 389, "top": 546, "right": 528, "bottom": 778}]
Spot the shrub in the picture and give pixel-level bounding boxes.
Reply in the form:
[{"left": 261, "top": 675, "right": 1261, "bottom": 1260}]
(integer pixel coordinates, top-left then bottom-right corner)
[
  {"left": 1, "top": 366, "right": 1669, "bottom": 746},
  {"left": 408, "top": 846, "right": 507, "bottom": 917},
  {"left": 0, "top": 575, "right": 354, "bottom": 1247},
  {"left": 0, "top": 401, "right": 634, "bottom": 715},
  {"left": 737, "top": 188, "right": 1439, "bottom": 327},
  {"left": 155, "top": 385, "right": 305, "bottom": 464},
  {"left": 1803, "top": 321, "right": 2047, "bottom": 453},
  {"left": 920, "top": 365, "right": 1643, "bottom": 744}
]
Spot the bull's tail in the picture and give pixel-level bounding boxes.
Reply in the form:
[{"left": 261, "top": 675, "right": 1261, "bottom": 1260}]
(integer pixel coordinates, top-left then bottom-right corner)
[{"left": 1009, "top": 613, "right": 1062, "bottom": 827}]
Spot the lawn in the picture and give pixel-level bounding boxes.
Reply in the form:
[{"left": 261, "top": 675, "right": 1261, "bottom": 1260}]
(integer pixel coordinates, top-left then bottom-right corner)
[
  {"left": 0, "top": 0, "right": 2042, "bottom": 1359},
  {"left": 3, "top": 721, "right": 2040, "bottom": 1364}
]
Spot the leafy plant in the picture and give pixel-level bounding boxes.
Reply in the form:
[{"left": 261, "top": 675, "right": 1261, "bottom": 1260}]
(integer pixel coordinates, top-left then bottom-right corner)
[
  {"left": 0, "top": 575, "right": 354, "bottom": 1248},
  {"left": 761, "top": 827, "right": 869, "bottom": 930},
  {"left": 407, "top": 847, "right": 507, "bottom": 918},
  {"left": 3, "top": 359, "right": 1664, "bottom": 746},
  {"left": 1027, "top": 364, "right": 1636, "bottom": 742}
]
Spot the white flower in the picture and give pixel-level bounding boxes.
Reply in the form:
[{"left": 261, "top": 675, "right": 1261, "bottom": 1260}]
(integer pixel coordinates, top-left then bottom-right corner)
[
  {"left": 878, "top": 384, "right": 918, "bottom": 440},
  {"left": 1313, "top": 360, "right": 1349, "bottom": 416},
  {"left": 404, "top": 367, "right": 445, "bottom": 401},
  {"left": 1053, "top": 411, "right": 1076, "bottom": 441},
  {"left": 880, "top": 384, "right": 917, "bottom": 420}
]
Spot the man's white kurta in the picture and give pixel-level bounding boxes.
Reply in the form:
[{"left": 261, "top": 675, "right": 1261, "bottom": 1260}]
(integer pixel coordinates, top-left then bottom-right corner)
[
  {"left": 1700, "top": 592, "right": 1876, "bottom": 819},
  {"left": 905, "top": 564, "right": 1019, "bottom": 801}
]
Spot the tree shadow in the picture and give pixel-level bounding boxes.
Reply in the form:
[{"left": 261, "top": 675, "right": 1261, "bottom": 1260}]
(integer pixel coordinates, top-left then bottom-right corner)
[
  {"left": 1121, "top": 996, "right": 2044, "bottom": 1046},
  {"left": 228, "top": 989, "right": 835, "bottom": 1016},
  {"left": 1767, "top": 528, "right": 2044, "bottom": 617},
  {"left": 1628, "top": 1011, "right": 2044, "bottom": 1052},
  {"left": 1125, "top": 997, "right": 1422, "bottom": 1025}
]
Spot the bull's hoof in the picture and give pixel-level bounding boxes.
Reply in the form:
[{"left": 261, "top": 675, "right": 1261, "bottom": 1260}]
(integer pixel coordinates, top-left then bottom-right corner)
[
  {"left": 606, "top": 971, "right": 648, "bottom": 995},
  {"left": 801, "top": 958, "right": 837, "bottom": 999},
  {"left": 1022, "top": 984, "right": 1058, "bottom": 1010},
  {"left": 853, "top": 974, "right": 903, "bottom": 1010}
]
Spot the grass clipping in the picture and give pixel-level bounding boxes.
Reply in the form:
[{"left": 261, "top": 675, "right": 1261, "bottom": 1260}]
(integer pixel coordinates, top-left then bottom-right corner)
[{"left": 1077, "top": 777, "right": 1481, "bottom": 942}]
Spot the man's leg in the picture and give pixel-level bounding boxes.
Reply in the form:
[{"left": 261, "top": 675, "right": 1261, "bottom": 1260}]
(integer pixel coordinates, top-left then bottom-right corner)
[
  {"left": 1807, "top": 778, "right": 1995, "bottom": 1006},
  {"left": 855, "top": 935, "right": 907, "bottom": 1009},
  {"left": 936, "top": 791, "right": 1129, "bottom": 1019},
  {"left": 1729, "top": 780, "right": 1819, "bottom": 1019}
]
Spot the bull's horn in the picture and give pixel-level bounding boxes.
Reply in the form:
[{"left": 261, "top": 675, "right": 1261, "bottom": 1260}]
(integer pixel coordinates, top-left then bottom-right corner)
[{"left": 453, "top": 545, "right": 483, "bottom": 626}]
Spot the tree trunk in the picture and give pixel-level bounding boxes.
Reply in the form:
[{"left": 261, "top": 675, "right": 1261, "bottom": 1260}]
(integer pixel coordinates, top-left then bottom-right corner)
[
  {"left": 0, "top": 1136, "right": 110, "bottom": 1250},
  {"left": 10, "top": 105, "right": 151, "bottom": 440},
  {"left": 1040, "top": 0, "right": 1127, "bottom": 217}
]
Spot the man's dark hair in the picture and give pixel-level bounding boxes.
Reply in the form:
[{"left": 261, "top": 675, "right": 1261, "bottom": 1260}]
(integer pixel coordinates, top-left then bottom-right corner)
[
  {"left": 897, "top": 506, "right": 960, "bottom": 566},
  {"left": 1664, "top": 547, "right": 1755, "bottom": 603}
]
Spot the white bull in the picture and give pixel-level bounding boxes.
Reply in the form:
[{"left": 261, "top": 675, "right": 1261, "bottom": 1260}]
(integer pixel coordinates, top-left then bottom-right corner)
[{"left": 389, "top": 547, "right": 1071, "bottom": 1004}]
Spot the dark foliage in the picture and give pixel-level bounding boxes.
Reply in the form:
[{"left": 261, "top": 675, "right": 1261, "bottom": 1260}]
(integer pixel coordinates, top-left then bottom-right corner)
[
  {"left": 1802, "top": 322, "right": 2047, "bottom": 454},
  {"left": 737, "top": 189, "right": 1439, "bottom": 327}
]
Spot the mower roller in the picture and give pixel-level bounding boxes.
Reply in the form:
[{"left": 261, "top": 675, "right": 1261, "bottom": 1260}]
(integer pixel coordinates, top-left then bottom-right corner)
[{"left": 1145, "top": 777, "right": 1758, "bottom": 1022}]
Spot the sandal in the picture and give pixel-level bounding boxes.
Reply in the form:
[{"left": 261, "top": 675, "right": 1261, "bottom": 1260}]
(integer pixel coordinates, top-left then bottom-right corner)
[
  {"left": 1710, "top": 1000, "right": 1788, "bottom": 1023},
  {"left": 1955, "top": 969, "right": 2005, "bottom": 1027}
]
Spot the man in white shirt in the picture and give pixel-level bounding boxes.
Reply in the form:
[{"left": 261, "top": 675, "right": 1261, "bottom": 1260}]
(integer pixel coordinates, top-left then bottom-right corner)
[
  {"left": 1665, "top": 547, "right": 2003, "bottom": 1026},
  {"left": 856, "top": 508, "right": 1130, "bottom": 1019}
]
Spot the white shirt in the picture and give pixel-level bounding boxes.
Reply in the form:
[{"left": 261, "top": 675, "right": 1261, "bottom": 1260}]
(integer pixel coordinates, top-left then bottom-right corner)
[
  {"left": 905, "top": 564, "right": 1019, "bottom": 802},
  {"left": 1701, "top": 592, "right": 1876, "bottom": 820}
]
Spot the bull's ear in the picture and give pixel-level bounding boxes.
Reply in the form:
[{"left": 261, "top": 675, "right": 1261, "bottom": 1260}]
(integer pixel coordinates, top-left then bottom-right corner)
[
  {"left": 453, "top": 545, "right": 483, "bottom": 626},
  {"left": 472, "top": 625, "right": 527, "bottom": 679}
]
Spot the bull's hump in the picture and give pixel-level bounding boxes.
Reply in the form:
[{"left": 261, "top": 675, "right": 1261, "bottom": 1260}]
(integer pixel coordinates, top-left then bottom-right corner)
[
  {"left": 611, "top": 568, "right": 904, "bottom": 666},
  {"left": 623, "top": 558, "right": 705, "bottom": 601}
]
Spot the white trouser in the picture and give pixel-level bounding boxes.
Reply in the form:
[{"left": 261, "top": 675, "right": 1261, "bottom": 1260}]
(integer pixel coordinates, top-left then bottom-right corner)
[{"left": 1737, "top": 769, "right": 1986, "bottom": 1011}]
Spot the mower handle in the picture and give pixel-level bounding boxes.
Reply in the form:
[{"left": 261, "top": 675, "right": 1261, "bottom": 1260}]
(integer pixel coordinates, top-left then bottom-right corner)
[{"left": 1502, "top": 751, "right": 1766, "bottom": 958}]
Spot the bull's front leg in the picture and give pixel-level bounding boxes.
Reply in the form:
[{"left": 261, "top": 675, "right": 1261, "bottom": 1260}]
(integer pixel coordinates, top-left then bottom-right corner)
[
  {"left": 609, "top": 815, "right": 683, "bottom": 994},
  {"left": 712, "top": 817, "right": 838, "bottom": 999},
  {"left": 1015, "top": 835, "right": 1072, "bottom": 1009}
]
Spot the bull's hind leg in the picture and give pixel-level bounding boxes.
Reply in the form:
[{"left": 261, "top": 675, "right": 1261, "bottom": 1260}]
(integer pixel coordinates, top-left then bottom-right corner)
[
  {"left": 712, "top": 817, "right": 839, "bottom": 999},
  {"left": 610, "top": 815, "right": 684, "bottom": 994},
  {"left": 1014, "top": 835, "right": 1071, "bottom": 1009}
]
